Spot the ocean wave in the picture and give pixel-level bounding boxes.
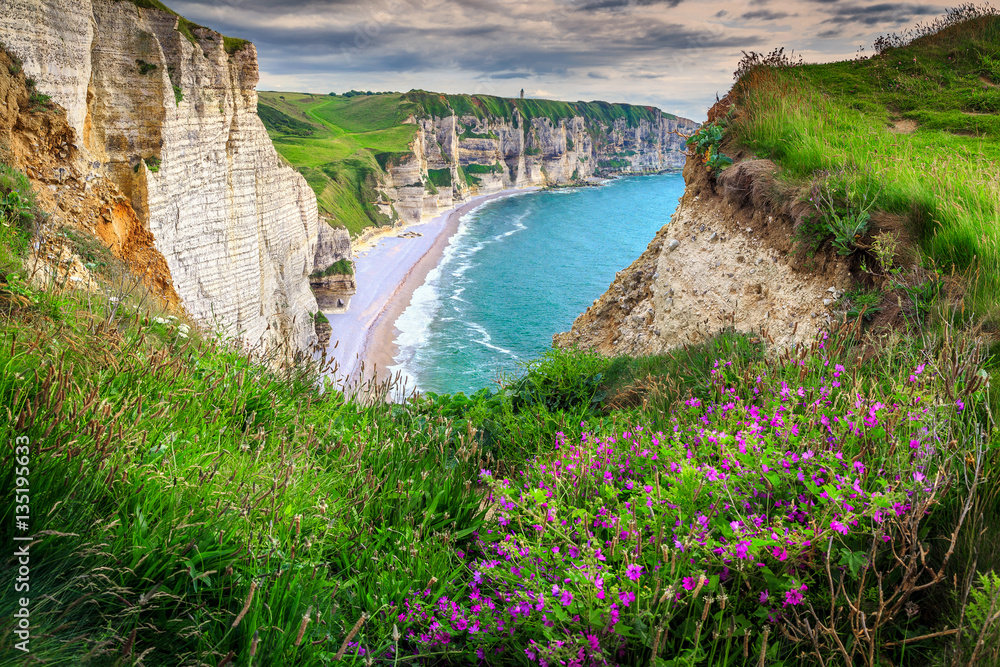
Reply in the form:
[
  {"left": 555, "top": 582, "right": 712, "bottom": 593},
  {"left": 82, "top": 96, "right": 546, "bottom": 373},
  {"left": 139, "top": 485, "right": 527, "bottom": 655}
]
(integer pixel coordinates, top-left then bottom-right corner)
[{"left": 466, "top": 321, "right": 518, "bottom": 358}]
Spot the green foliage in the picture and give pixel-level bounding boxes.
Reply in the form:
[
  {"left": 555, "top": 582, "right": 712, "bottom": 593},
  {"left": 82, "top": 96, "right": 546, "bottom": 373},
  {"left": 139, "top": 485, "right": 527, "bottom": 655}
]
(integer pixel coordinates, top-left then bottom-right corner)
[
  {"left": 463, "top": 162, "right": 503, "bottom": 175},
  {"left": 133, "top": 156, "right": 161, "bottom": 173},
  {"left": 173, "top": 85, "right": 183, "bottom": 105},
  {"left": 807, "top": 175, "right": 877, "bottom": 256},
  {"left": 426, "top": 168, "right": 452, "bottom": 189},
  {"left": 686, "top": 121, "right": 733, "bottom": 175},
  {"left": 28, "top": 91, "right": 51, "bottom": 111},
  {"left": 402, "top": 90, "right": 676, "bottom": 127},
  {"left": 729, "top": 12, "right": 1000, "bottom": 320},
  {"left": 223, "top": 36, "right": 250, "bottom": 54},
  {"left": 843, "top": 288, "right": 883, "bottom": 322},
  {"left": 960, "top": 572, "right": 1000, "bottom": 664},
  {"left": 0, "top": 283, "right": 489, "bottom": 664},
  {"left": 311, "top": 258, "right": 354, "bottom": 278},
  {"left": 256, "top": 102, "right": 314, "bottom": 137},
  {"left": 0, "top": 163, "right": 41, "bottom": 277},
  {"left": 0, "top": 255, "right": 996, "bottom": 666},
  {"left": 136, "top": 59, "right": 158, "bottom": 75}
]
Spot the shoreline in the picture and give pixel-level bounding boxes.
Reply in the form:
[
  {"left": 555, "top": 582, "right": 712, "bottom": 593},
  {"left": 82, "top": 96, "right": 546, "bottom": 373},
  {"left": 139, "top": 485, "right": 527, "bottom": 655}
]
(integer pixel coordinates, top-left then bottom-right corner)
[{"left": 324, "top": 187, "right": 539, "bottom": 393}]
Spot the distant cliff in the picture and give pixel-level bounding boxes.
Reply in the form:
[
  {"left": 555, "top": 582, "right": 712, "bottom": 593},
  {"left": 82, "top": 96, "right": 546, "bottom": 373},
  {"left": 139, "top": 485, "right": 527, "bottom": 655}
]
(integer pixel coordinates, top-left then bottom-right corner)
[
  {"left": 382, "top": 93, "right": 699, "bottom": 223},
  {"left": 257, "top": 92, "right": 698, "bottom": 231},
  {"left": 0, "top": 0, "right": 326, "bottom": 356}
]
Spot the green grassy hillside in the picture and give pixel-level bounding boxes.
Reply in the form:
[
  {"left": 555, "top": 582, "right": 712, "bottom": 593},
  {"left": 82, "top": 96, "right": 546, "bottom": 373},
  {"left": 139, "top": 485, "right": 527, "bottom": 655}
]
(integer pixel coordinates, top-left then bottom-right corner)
[
  {"left": 257, "top": 92, "right": 416, "bottom": 236},
  {"left": 402, "top": 90, "right": 676, "bottom": 125},
  {"left": 716, "top": 6, "right": 1000, "bottom": 324}
]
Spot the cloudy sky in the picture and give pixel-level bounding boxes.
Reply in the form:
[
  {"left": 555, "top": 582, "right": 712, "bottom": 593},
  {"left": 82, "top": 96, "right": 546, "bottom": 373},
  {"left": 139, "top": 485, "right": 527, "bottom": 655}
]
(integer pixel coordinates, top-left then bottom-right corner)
[{"left": 172, "top": 0, "right": 945, "bottom": 120}]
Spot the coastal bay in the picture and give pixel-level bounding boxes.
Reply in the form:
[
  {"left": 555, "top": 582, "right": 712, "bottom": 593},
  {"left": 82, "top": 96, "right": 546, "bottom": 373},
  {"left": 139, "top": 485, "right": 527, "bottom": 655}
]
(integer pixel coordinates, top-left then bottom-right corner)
[{"left": 322, "top": 188, "right": 539, "bottom": 391}]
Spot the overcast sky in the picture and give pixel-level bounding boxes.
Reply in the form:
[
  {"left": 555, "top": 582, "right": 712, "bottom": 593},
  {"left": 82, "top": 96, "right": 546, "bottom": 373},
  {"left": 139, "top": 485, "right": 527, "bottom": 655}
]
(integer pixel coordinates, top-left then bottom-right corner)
[{"left": 172, "top": 0, "right": 945, "bottom": 121}]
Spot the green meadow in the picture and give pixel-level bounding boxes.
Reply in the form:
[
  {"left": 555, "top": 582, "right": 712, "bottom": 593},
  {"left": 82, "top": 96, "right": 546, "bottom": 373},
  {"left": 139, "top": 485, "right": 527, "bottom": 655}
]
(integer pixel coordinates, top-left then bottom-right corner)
[{"left": 257, "top": 92, "right": 418, "bottom": 236}]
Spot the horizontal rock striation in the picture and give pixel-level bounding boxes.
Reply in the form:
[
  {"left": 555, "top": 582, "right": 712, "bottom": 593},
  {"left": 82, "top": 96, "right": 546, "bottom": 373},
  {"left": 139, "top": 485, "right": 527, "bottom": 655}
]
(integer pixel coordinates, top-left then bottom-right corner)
[
  {"left": 384, "top": 108, "right": 698, "bottom": 224},
  {"left": 1, "top": 0, "right": 322, "bottom": 356}
]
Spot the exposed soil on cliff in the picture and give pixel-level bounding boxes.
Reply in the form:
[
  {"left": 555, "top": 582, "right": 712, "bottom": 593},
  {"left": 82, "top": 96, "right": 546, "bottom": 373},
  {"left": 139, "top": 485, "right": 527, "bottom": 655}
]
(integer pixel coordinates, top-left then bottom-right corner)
[{"left": 0, "top": 47, "right": 181, "bottom": 309}]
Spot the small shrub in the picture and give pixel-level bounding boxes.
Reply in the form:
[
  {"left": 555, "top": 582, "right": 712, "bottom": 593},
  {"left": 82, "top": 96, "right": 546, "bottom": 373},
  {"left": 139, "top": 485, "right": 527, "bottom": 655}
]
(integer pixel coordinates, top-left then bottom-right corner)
[
  {"left": 173, "top": 85, "right": 183, "bottom": 105},
  {"left": 685, "top": 121, "right": 733, "bottom": 175},
  {"left": 843, "top": 287, "right": 882, "bottom": 321},
  {"left": 809, "top": 174, "right": 878, "bottom": 255},
  {"left": 871, "top": 230, "right": 900, "bottom": 273},
  {"left": 135, "top": 59, "right": 157, "bottom": 75},
  {"left": 28, "top": 91, "right": 51, "bottom": 111},
  {"left": 311, "top": 258, "right": 354, "bottom": 278}
]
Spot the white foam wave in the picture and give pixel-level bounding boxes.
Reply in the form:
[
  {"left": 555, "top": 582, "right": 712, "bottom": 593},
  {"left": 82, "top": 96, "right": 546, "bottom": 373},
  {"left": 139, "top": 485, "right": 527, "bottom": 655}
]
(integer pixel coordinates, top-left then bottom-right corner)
[{"left": 466, "top": 321, "right": 518, "bottom": 358}]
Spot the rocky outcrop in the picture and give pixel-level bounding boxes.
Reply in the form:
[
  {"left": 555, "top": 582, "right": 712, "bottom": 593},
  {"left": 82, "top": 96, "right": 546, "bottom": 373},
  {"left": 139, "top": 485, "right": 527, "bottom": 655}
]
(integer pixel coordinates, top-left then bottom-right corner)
[
  {"left": 383, "top": 109, "right": 698, "bottom": 224},
  {"left": 1, "top": 0, "right": 321, "bottom": 356},
  {"left": 311, "top": 220, "right": 355, "bottom": 312},
  {"left": 314, "top": 220, "right": 352, "bottom": 271},
  {"left": 554, "top": 156, "right": 854, "bottom": 355}
]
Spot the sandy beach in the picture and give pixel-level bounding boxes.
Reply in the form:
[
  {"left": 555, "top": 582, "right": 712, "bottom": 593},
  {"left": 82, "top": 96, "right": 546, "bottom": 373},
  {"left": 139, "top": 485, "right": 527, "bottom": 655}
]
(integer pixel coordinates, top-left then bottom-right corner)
[{"left": 323, "top": 187, "right": 538, "bottom": 392}]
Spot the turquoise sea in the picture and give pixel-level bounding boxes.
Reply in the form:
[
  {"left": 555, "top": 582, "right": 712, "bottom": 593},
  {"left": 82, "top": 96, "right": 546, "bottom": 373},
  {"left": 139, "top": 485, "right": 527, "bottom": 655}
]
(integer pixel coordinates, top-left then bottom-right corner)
[{"left": 389, "top": 173, "right": 687, "bottom": 394}]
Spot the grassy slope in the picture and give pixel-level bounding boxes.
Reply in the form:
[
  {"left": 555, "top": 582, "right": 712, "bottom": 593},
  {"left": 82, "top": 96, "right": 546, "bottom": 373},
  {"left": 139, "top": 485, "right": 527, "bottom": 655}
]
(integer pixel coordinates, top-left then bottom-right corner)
[
  {"left": 727, "top": 12, "right": 1000, "bottom": 322},
  {"left": 257, "top": 92, "right": 415, "bottom": 236},
  {"left": 402, "top": 90, "right": 676, "bottom": 125}
]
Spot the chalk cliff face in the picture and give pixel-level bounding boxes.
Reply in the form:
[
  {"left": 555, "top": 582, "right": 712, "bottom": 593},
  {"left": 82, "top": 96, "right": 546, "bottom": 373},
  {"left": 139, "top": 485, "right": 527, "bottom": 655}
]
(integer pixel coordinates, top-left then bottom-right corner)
[
  {"left": 1, "top": 0, "right": 322, "bottom": 355},
  {"left": 384, "top": 110, "right": 698, "bottom": 223}
]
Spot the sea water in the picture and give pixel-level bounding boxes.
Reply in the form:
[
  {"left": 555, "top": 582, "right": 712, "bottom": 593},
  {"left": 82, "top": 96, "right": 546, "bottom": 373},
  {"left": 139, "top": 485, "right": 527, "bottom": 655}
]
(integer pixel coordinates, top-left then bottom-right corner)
[{"left": 390, "top": 173, "right": 687, "bottom": 395}]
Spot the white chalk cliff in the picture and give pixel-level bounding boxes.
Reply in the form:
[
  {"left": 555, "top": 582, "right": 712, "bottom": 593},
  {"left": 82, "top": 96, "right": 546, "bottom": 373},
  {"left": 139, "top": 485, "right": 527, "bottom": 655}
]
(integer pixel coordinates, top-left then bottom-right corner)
[
  {"left": 0, "top": 0, "right": 321, "bottom": 354},
  {"left": 383, "top": 109, "right": 699, "bottom": 224}
]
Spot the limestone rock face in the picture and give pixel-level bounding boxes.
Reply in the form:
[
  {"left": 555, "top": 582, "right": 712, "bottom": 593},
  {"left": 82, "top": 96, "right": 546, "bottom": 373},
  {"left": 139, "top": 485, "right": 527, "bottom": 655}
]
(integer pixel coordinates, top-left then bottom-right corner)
[
  {"left": 382, "top": 109, "right": 698, "bottom": 224},
  {"left": 1, "top": 0, "right": 321, "bottom": 355},
  {"left": 312, "top": 221, "right": 356, "bottom": 312},
  {"left": 314, "top": 221, "right": 352, "bottom": 272}
]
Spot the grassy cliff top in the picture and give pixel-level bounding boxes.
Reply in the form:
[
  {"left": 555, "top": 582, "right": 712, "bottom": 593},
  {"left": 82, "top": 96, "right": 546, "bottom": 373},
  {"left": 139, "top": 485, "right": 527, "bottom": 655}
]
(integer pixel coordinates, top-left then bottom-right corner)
[
  {"left": 256, "top": 92, "right": 416, "bottom": 235},
  {"left": 119, "top": 0, "right": 250, "bottom": 53},
  {"left": 719, "top": 6, "right": 1000, "bottom": 324},
  {"left": 401, "top": 90, "right": 680, "bottom": 126}
]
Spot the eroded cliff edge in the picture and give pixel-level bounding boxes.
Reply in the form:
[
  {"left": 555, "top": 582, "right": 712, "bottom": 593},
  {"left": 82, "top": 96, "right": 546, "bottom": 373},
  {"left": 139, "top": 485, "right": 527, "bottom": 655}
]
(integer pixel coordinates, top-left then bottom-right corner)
[
  {"left": 1, "top": 0, "right": 325, "bottom": 355},
  {"left": 554, "top": 135, "right": 855, "bottom": 356}
]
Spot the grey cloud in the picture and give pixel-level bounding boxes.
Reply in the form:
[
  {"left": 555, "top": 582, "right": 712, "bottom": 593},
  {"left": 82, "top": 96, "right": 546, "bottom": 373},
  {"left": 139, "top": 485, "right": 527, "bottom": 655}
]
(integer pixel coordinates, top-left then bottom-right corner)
[
  {"left": 741, "top": 9, "right": 792, "bottom": 20},
  {"left": 820, "top": 3, "right": 944, "bottom": 25},
  {"left": 489, "top": 71, "right": 535, "bottom": 79},
  {"left": 574, "top": 0, "right": 683, "bottom": 10}
]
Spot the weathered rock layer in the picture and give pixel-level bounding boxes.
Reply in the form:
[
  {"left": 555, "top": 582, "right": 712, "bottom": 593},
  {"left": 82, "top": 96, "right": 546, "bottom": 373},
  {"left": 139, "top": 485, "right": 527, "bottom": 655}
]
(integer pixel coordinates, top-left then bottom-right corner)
[
  {"left": 1, "top": 0, "right": 324, "bottom": 355},
  {"left": 385, "top": 110, "right": 698, "bottom": 223}
]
